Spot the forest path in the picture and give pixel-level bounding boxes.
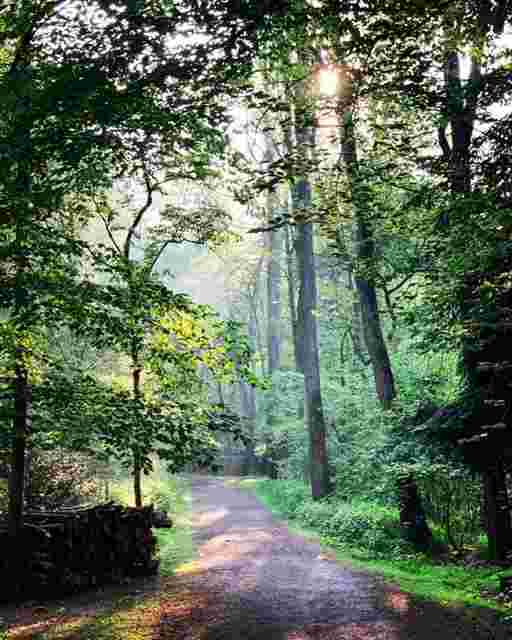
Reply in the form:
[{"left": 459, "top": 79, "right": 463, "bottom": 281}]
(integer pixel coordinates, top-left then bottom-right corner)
[
  {"left": 157, "top": 475, "right": 504, "bottom": 640},
  {"left": 2, "top": 475, "right": 506, "bottom": 639}
]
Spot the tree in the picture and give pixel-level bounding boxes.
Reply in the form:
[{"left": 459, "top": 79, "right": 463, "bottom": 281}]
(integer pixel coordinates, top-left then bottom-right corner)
[
  {"left": 84, "top": 169, "right": 253, "bottom": 504},
  {"left": 291, "top": 69, "right": 331, "bottom": 499},
  {"left": 0, "top": 0, "right": 288, "bottom": 549},
  {"left": 334, "top": 64, "right": 396, "bottom": 409},
  {"left": 313, "top": 0, "right": 512, "bottom": 560}
]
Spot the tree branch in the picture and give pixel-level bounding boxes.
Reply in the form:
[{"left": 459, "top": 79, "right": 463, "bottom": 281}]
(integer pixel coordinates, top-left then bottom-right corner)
[
  {"left": 97, "top": 208, "right": 122, "bottom": 256},
  {"left": 124, "top": 171, "right": 154, "bottom": 261}
]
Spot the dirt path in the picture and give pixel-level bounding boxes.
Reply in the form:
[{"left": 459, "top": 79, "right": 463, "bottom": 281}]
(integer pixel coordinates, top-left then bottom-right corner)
[
  {"left": 158, "top": 476, "right": 506, "bottom": 640},
  {"left": 2, "top": 476, "right": 508, "bottom": 639}
]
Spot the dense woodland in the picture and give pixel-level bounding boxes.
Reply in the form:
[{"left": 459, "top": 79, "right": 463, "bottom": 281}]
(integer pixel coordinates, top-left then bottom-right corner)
[{"left": 2, "top": 0, "right": 512, "bottom": 591}]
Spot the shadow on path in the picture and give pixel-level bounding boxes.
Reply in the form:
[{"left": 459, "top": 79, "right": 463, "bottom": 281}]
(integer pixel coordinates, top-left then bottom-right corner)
[
  {"left": 159, "top": 476, "right": 507, "bottom": 640},
  {"left": 2, "top": 476, "right": 505, "bottom": 639}
]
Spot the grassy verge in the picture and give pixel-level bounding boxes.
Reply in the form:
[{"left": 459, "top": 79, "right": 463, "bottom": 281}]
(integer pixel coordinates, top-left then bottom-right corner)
[
  {"left": 242, "top": 477, "right": 512, "bottom": 615},
  {"left": 109, "top": 471, "right": 195, "bottom": 577}
]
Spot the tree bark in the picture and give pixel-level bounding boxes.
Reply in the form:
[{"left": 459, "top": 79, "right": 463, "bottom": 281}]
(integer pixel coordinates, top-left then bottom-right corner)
[
  {"left": 338, "top": 71, "right": 396, "bottom": 409},
  {"left": 290, "top": 72, "right": 331, "bottom": 499},
  {"left": 439, "top": 21, "right": 510, "bottom": 561},
  {"left": 483, "top": 462, "right": 511, "bottom": 562},
  {"left": 398, "top": 474, "right": 432, "bottom": 549},
  {"left": 132, "top": 349, "right": 143, "bottom": 508},
  {"left": 295, "top": 217, "right": 331, "bottom": 499},
  {"left": 285, "top": 226, "right": 304, "bottom": 373},
  {"left": 8, "top": 72, "right": 33, "bottom": 554},
  {"left": 248, "top": 255, "right": 266, "bottom": 377},
  {"left": 239, "top": 377, "right": 257, "bottom": 474},
  {"left": 263, "top": 124, "right": 282, "bottom": 433},
  {"left": 267, "top": 220, "right": 282, "bottom": 375}
]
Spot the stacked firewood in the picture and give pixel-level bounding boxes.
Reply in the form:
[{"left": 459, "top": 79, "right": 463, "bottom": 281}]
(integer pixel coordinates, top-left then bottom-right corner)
[{"left": 0, "top": 503, "right": 161, "bottom": 598}]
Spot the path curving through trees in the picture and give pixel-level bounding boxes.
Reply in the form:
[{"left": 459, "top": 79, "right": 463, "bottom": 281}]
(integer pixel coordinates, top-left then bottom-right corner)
[{"left": 158, "top": 476, "right": 505, "bottom": 640}]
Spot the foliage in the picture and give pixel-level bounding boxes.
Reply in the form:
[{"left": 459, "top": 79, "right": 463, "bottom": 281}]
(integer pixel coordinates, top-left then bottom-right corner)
[
  {"left": 26, "top": 366, "right": 246, "bottom": 476},
  {"left": 254, "top": 478, "right": 411, "bottom": 559},
  {"left": 108, "top": 470, "right": 194, "bottom": 576},
  {"left": 26, "top": 448, "right": 106, "bottom": 510},
  {"left": 249, "top": 478, "right": 509, "bottom": 612}
]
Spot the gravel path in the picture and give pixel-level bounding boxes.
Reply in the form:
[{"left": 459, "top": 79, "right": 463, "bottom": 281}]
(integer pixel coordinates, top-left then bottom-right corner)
[
  {"left": 158, "top": 476, "right": 506, "bottom": 640},
  {"left": 1, "top": 476, "right": 506, "bottom": 639}
]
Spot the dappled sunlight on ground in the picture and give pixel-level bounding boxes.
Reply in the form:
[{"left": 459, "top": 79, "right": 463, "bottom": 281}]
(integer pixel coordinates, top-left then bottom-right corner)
[
  {"left": 2, "top": 476, "right": 508, "bottom": 640},
  {"left": 385, "top": 592, "right": 410, "bottom": 614},
  {"left": 2, "top": 586, "right": 161, "bottom": 640},
  {"left": 283, "top": 622, "right": 401, "bottom": 639},
  {"left": 192, "top": 507, "right": 229, "bottom": 529}
]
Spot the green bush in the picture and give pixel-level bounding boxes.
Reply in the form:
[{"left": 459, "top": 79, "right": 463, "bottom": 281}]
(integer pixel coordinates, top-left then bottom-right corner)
[
  {"left": 256, "top": 479, "right": 413, "bottom": 558},
  {"left": 110, "top": 467, "right": 186, "bottom": 517}
]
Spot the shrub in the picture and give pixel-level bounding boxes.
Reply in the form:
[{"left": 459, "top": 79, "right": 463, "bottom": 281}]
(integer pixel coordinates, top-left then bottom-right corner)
[
  {"left": 110, "top": 465, "right": 186, "bottom": 516},
  {"left": 27, "top": 448, "right": 105, "bottom": 509},
  {"left": 257, "top": 479, "right": 413, "bottom": 558}
]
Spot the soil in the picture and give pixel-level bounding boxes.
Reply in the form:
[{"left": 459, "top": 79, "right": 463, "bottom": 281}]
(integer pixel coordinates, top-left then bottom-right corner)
[{"left": 2, "top": 475, "right": 509, "bottom": 639}]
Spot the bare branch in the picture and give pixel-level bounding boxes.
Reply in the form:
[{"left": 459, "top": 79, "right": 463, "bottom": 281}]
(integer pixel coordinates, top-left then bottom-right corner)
[
  {"left": 93, "top": 195, "right": 123, "bottom": 255},
  {"left": 124, "top": 171, "right": 154, "bottom": 261}
]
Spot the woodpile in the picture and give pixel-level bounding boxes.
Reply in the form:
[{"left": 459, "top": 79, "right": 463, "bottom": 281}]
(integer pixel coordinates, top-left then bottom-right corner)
[{"left": 0, "top": 503, "right": 161, "bottom": 600}]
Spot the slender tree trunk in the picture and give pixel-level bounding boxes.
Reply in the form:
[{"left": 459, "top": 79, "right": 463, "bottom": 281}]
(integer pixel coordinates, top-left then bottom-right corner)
[
  {"left": 290, "top": 73, "right": 331, "bottom": 499},
  {"left": 296, "top": 219, "right": 331, "bottom": 499},
  {"left": 285, "top": 226, "right": 304, "bottom": 373},
  {"left": 483, "top": 462, "right": 511, "bottom": 563},
  {"left": 248, "top": 255, "right": 266, "bottom": 377},
  {"left": 244, "top": 311, "right": 259, "bottom": 472},
  {"left": 338, "top": 71, "right": 396, "bottom": 408},
  {"left": 8, "top": 111, "right": 32, "bottom": 559},
  {"left": 239, "top": 377, "right": 257, "bottom": 474},
  {"left": 288, "top": 225, "right": 306, "bottom": 375},
  {"left": 263, "top": 124, "right": 282, "bottom": 432},
  {"left": 267, "top": 222, "right": 282, "bottom": 374},
  {"left": 132, "top": 348, "right": 143, "bottom": 508}
]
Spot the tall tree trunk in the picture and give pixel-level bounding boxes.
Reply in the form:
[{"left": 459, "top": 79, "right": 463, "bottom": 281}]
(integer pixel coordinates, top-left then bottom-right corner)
[
  {"left": 338, "top": 70, "right": 396, "bottom": 408},
  {"left": 439, "top": 28, "right": 510, "bottom": 560},
  {"left": 239, "top": 376, "right": 257, "bottom": 474},
  {"left": 285, "top": 226, "right": 304, "bottom": 373},
  {"left": 295, "top": 216, "right": 331, "bottom": 499},
  {"left": 292, "top": 75, "right": 330, "bottom": 498},
  {"left": 248, "top": 255, "right": 266, "bottom": 377},
  {"left": 267, "top": 221, "right": 282, "bottom": 374},
  {"left": 131, "top": 347, "right": 143, "bottom": 508},
  {"left": 483, "top": 462, "right": 511, "bottom": 563},
  {"left": 244, "top": 311, "right": 259, "bottom": 471},
  {"left": 8, "top": 95, "right": 32, "bottom": 565},
  {"left": 263, "top": 124, "right": 282, "bottom": 432}
]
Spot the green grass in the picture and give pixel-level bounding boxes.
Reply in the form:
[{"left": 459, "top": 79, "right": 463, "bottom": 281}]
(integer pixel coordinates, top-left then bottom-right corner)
[
  {"left": 243, "top": 477, "right": 512, "bottom": 615},
  {"left": 29, "top": 594, "right": 162, "bottom": 640},
  {"left": 109, "top": 471, "right": 195, "bottom": 577}
]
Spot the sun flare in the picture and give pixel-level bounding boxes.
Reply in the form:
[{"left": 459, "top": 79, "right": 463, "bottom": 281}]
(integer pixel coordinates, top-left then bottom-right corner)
[{"left": 318, "top": 66, "right": 339, "bottom": 96}]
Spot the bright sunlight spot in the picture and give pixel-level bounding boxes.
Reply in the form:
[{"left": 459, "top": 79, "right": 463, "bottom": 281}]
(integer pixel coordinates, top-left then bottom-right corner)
[{"left": 318, "top": 65, "right": 339, "bottom": 96}]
